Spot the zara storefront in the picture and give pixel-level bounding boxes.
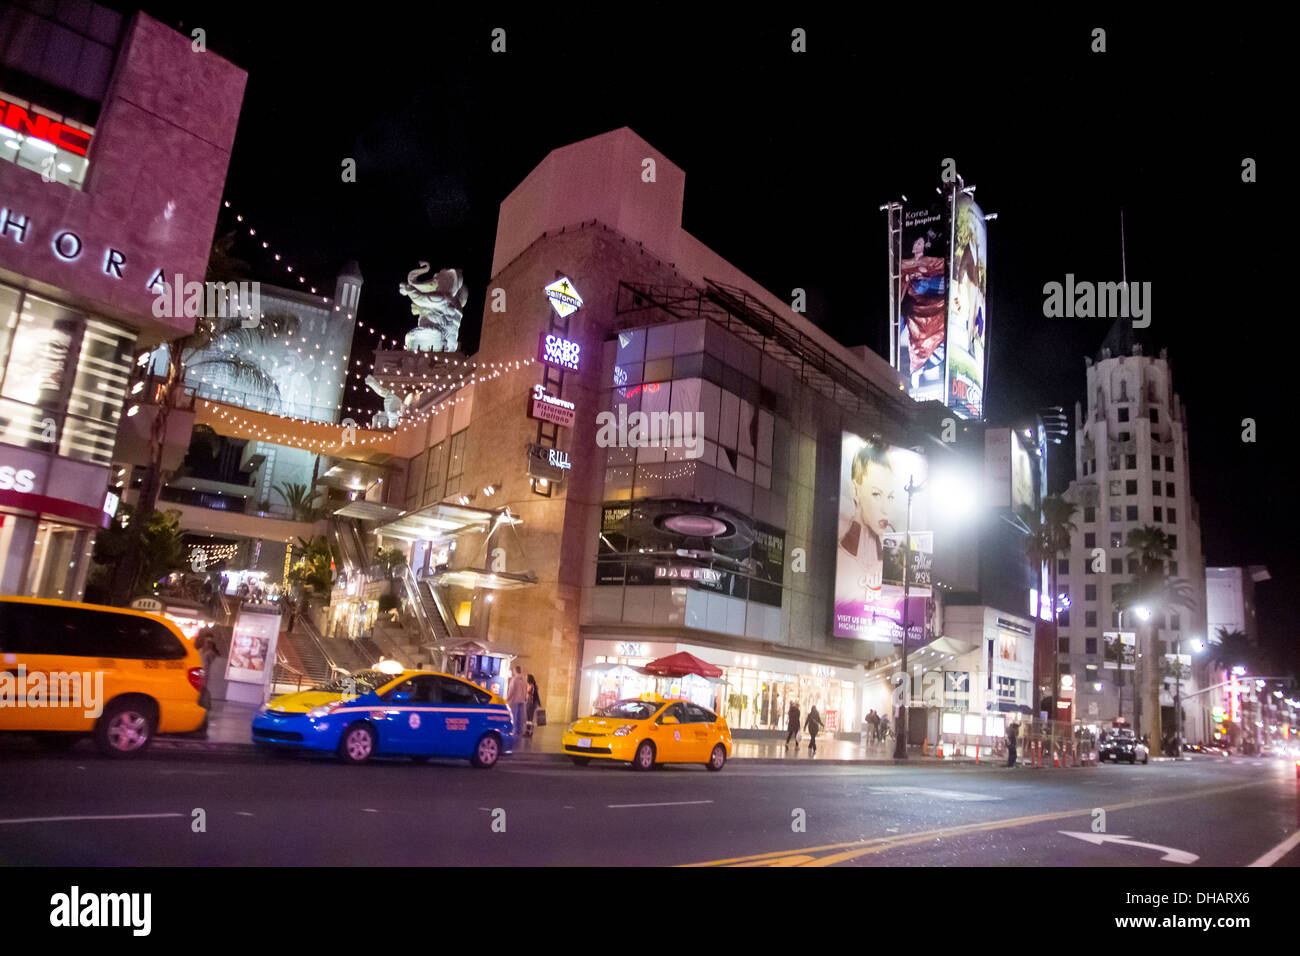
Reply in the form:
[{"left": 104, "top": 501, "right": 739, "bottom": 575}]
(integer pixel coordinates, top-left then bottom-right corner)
[{"left": 577, "top": 637, "right": 862, "bottom": 734}]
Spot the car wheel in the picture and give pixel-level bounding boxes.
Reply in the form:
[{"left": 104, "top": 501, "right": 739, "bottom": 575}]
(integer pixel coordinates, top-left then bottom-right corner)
[
  {"left": 1128, "top": 755, "right": 1136, "bottom": 764},
  {"left": 631, "top": 740, "right": 655, "bottom": 771},
  {"left": 94, "top": 698, "right": 156, "bottom": 757},
  {"left": 338, "top": 723, "right": 377, "bottom": 764},
  {"left": 570, "top": 756, "right": 591, "bottom": 766},
  {"left": 706, "top": 744, "right": 727, "bottom": 772},
  {"left": 1141, "top": 754, "right": 1149, "bottom": 765},
  {"left": 471, "top": 733, "right": 501, "bottom": 768}
]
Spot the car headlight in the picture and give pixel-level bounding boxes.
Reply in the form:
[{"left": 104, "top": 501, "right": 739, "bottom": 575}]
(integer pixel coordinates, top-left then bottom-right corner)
[
  {"left": 612, "top": 724, "right": 636, "bottom": 736},
  {"left": 309, "top": 701, "right": 345, "bottom": 719},
  {"left": 257, "top": 704, "right": 269, "bottom": 716}
]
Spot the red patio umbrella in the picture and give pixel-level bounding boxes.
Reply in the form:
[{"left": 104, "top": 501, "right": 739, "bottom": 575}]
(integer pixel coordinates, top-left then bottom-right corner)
[{"left": 642, "top": 651, "right": 723, "bottom": 678}]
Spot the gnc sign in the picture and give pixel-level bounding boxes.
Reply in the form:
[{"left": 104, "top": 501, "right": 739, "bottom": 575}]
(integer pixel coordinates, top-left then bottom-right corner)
[{"left": 0, "top": 98, "right": 93, "bottom": 157}]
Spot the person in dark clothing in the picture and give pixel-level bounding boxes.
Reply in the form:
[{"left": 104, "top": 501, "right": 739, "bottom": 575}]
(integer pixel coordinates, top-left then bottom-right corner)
[
  {"left": 786, "top": 701, "right": 801, "bottom": 750},
  {"left": 1006, "top": 720, "right": 1020, "bottom": 767},
  {"left": 525, "top": 674, "right": 541, "bottom": 736},
  {"left": 804, "top": 706, "right": 823, "bottom": 756}
]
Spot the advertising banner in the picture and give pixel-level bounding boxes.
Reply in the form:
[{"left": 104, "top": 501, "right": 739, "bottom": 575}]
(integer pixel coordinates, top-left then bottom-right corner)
[
  {"left": 1103, "top": 631, "right": 1137, "bottom": 671},
  {"left": 945, "top": 194, "right": 988, "bottom": 420},
  {"left": 226, "top": 609, "right": 281, "bottom": 686},
  {"left": 897, "top": 203, "right": 950, "bottom": 403},
  {"left": 834, "top": 433, "right": 930, "bottom": 641}
]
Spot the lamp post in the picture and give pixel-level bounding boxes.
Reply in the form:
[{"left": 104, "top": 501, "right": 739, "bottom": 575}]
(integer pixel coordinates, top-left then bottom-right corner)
[{"left": 894, "top": 474, "right": 922, "bottom": 761}]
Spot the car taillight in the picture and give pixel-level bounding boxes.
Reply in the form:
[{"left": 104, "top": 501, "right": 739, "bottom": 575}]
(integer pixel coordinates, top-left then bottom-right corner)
[{"left": 188, "top": 667, "right": 205, "bottom": 691}]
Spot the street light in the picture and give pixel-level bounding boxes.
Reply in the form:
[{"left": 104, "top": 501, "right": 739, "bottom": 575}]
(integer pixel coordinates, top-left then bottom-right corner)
[{"left": 894, "top": 473, "right": 923, "bottom": 761}]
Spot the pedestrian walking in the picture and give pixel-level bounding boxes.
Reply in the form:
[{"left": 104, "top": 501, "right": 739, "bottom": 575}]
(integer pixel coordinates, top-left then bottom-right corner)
[
  {"left": 506, "top": 665, "right": 528, "bottom": 737},
  {"left": 525, "top": 674, "right": 541, "bottom": 737},
  {"left": 785, "top": 700, "right": 801, "bottom": 750},
  {"left": 867, "top": 708, "right": 881, "bottom": 744},
  {"left": 1006, "top": 718, "right": 1020, "bottom": 768},
  {"left": 194, "top": 628, "right": 221, "bottom": 713},
  {"left": 804, "top": 705, "right": 823, "bottom": 756}
]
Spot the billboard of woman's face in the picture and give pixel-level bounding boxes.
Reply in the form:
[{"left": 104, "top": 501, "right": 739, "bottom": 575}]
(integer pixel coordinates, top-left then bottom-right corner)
[{"left": 834, "top": 433, "right": 930, "bottom": 642}]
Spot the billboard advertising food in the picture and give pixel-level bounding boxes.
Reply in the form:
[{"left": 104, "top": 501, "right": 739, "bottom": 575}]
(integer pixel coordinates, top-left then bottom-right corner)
[
  {"left": 945, "top": 194, "right": 988, "bottom": 419},
  {"left": 896, "top": 203, "right": 950, "bottom": 403},
  {"left": 834, "top": 433, "right": 930, "bottom": 642}
]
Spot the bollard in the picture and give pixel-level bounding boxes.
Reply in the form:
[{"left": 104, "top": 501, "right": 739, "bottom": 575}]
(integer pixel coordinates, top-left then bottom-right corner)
[
  {"left": 976, "top": 742, "right": 980, "bottom": 764},
  {"left": 922, "top": 737, "right": 928, "bottom": 757}
]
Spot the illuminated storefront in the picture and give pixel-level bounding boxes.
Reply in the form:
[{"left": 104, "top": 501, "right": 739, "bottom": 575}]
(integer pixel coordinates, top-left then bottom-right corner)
[
  {"left": 0, "top": 10, "right": 246, "bottom": 600},
  {"left": 578, "top": 638, "right": 860, "bottom": 732}
]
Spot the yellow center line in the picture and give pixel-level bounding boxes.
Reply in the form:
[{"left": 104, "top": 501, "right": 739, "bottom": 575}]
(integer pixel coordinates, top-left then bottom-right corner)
[{"left": 681, "top": 779, "right": 1272, "bottom": 867}]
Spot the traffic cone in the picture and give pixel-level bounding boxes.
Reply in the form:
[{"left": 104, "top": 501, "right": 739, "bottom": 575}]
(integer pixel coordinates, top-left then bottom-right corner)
[{"left": 937, "top": 743, "right": 944, "bottom": 757}]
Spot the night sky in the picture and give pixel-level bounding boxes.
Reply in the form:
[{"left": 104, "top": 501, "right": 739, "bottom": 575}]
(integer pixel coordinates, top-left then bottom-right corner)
[{"left": 124, "top": 7, "right": 1289, "bottom": 669}]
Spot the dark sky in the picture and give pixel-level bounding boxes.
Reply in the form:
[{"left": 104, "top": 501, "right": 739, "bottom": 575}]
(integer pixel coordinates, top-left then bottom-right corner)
[{"left": 126, "top": 6, "right": 1289, "bottom": 670}]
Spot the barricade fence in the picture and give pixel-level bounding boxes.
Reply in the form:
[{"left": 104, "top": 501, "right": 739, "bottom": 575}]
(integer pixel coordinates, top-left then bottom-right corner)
[{"left": 934, "top": 716, "right": 1099, "bottom": 767}]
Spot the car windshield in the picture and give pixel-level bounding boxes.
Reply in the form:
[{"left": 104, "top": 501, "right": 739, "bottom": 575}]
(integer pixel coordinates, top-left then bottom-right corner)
[
  {"left": 314, "top": 670, "right": 395, "bottom": 695},
  {"left": 596, "top": 699, "right": 660, "bottom": 721}
]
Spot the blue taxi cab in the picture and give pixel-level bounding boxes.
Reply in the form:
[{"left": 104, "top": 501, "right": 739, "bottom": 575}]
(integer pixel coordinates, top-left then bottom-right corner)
[{"left": 251, "top": 668, "right": 513, "bottom": 767}]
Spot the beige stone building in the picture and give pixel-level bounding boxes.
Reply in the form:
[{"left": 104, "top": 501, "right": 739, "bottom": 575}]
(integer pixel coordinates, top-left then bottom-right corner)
[{"left": 366, "top": 128, "right": 920, "bottom": 731}]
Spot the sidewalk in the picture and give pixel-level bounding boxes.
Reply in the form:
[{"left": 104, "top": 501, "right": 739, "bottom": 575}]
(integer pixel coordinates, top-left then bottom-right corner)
[{"left": 157, "top": 700, "right": 1045, "bottom": 767}]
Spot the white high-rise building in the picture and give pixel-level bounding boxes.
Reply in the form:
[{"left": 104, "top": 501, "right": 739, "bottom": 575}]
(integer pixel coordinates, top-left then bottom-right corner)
[{"left": 1057, "top": 327, "right": 1209, "bottom": 739}]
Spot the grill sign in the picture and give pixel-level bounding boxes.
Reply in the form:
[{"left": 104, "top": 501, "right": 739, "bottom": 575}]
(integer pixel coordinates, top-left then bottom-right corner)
[
  {"left": 538, "top": 332, "right": 581, "bottom": 371},
  {"left": 528, "top": 384, "right": 576, "bottom": 427},
  {"left": 526, "top": 442, "right": 572, "bottom": 482}
]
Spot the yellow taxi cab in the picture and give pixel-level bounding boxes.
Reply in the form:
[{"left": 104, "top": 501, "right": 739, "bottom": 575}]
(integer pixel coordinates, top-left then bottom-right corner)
[
  {"left": 0, "top": 596, "right": 207, "bottom": 756},
  {"left": 563, "top": 693, "right": 732, "bottom": 771}
]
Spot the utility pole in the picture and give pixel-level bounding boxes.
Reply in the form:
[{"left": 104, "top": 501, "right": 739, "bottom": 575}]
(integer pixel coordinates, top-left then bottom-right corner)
[{"left": 894, "top": 474, "right": 920, "bottom": 760}]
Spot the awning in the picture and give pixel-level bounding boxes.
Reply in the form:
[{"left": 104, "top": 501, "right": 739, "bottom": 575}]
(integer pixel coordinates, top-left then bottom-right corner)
[
  {"left": 333, "top": 501, "right": 405, "bottom": 522},
  {"left": 430, "top": 568, "right": 538, "bottom": 590},
  {"left": 642, "top": 651, "right": 723, "bottom": 678},
  {"left": 374, "top": 502, "right": 504, "bottom": 542}
]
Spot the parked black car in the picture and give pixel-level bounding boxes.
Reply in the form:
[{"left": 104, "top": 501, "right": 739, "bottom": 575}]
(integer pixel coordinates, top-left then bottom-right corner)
[{"left": 1099, "top": 728, "right": 1150, "bottom": 764}]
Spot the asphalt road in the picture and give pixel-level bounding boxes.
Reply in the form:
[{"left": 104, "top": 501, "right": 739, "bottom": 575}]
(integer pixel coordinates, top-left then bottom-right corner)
[{"left": 1, "top": 745, "right": 1296, "bottom": 866}]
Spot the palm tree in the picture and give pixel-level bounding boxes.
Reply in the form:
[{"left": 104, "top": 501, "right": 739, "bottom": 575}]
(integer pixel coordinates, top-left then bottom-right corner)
[
  {"left": 1112, "top": 525, "right": 1198, "bottom": 747},
  {"left": 288, "top": 536, "right": 337, "bottom": 600},
  {"left": 1210, "top": 627, "right": 1255, "bottom": 671},
  {"left": 1020, "top": 494, "right": 1078, "bottom": 712},
  {"left": 274, "top": 481, "right": 323, "bottom": 522}
]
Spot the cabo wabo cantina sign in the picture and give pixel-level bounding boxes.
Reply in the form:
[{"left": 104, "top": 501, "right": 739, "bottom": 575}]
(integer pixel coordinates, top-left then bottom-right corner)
[{"left": 0, "top": 97, "right": 93, "bottom": 156}]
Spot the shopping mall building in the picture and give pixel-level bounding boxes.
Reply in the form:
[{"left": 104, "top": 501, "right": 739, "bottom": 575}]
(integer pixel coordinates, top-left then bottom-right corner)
[
  {"left": 360, "top": 126, "right": 1001, "bottom": 732},
  {"left": 0, "top": 7, "right": 245, "bottom": 597}
]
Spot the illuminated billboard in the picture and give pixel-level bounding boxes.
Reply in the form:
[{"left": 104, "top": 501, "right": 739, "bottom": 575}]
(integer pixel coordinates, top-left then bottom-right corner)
[
  {"left": 896, "top": 203, "right": 950, "bottom": 404},
  {"left": 945, "top": 194, "right": 988, "bottom": 419},
  {"left": 834, "top": 433, "right": 930, "bottom": 642}
]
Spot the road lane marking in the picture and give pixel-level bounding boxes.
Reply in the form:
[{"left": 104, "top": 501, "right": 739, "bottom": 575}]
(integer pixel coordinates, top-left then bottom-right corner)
[
  {"left": 683, "top": 779, "right": 1270, "bottom": 866},
  {"left": 0, "top": 813, "right": 185, "bottom": 826},
  {"left": 1248, "top": 829, "right": 1300, "bottom": 867},
  {"left": 1058, "top": 831, "right": 1197, "bottom": 864},
  {"left": 868, "top": 786, "right": 1000, "bottom": 801},
  {"left": 608, "top": 800, "right": 714, "bottom": 809}
]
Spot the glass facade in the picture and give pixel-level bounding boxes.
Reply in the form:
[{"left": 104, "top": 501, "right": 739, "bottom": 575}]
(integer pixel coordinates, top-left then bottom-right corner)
[{"left": 0, "top": 282, "right": 134, "bottom": 466}]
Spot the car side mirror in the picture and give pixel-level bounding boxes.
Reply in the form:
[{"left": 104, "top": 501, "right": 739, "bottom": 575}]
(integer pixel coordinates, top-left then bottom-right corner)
[{"left": 661, "top": 715, "right": 679, "bottom": 725}]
